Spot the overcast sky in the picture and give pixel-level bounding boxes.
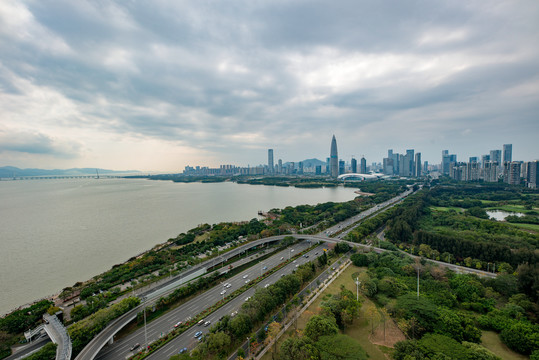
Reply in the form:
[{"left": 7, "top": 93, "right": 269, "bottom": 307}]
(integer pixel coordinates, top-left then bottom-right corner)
[{"left": 1, "top": 0, "right": 538, "bottom": 172}]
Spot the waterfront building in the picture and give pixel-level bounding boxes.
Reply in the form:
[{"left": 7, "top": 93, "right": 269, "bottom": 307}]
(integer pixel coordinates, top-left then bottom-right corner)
[
  {"left": 338, "top": 160, "right": 345, "bottom": 175},
  {"left": 360, "top": 157, "right": 367, "bottom": 174},
  {"left": 503, "top": 144, "right": 512, "bottom": 163},
  {"left": 268, "top": 149, "right": 274, "bottom": 174},
  {"left": 315, "top": 165, "right": 322, "bottom": 175},
  {"left": 330, "top": 135, "right": 339, "bottom": 177},
  {"left": 298, "top": 161, "right": 304, "bottom": 175}
]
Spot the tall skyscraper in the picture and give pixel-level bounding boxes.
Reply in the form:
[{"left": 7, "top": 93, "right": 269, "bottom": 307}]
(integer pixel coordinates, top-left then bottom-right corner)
[
  {"left": 278, "top": 159, "right": 283, "bottom": 174},
  {"left": 351, "top": 158, "right": 357, "bottom": 173},
  {"left": 338, "top": 160, "right": 345, "bottom": 175},
  {"left": 360, "top": 157, "right": 367, "bottom": 174},
  {"left": 330, "top": 135, "right": 338, "bottom": 177},
  {"left": 490, "top": 149, "right": 502, "bottom": 164},
  {"left": 415, "top": 152, "right": 422, "bottom": 177},
  {"left": 268, "top": 149, "right": 274, "bottom": 174},
  {"left": 503, "top": 144, "right": 512, "bottom": 163}
]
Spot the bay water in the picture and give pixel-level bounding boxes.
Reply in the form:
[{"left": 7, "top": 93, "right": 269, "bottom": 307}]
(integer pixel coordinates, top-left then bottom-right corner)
[{"left": 0, "top": 179, "right": 354, "bottom": 314}]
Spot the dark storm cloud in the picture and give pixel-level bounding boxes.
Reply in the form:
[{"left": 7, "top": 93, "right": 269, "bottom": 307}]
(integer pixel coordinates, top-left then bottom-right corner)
[{"left": 0, "top": 0, "right": 538, "bottom": 169}]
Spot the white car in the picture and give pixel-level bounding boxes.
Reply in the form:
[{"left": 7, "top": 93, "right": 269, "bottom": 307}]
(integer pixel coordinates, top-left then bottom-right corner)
[
  {"left": 220, "top": 290, "right": 226, "bottom": 295},
  {"left": 264, "top": 284, "right": 270, "bottom": 288},
  {"left": 245, "top": 296, "right": 251, "bottom": 301},
  {"left": 226, "top": 283, "right": 232, "bottom": 288},
  {"left": 245, "top": 279, "right": 251, "bottom": 284},
  {"left": 242, "top": 275, "right": 248, "bottom": 279},
  {"left": 204, "top": 321, "right": 211, "bottom": 327}
]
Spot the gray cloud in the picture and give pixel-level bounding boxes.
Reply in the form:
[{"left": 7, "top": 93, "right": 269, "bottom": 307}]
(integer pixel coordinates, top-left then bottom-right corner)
[
  {"left": 0, "top": 129, "right": 82, "bottom": 158},
  {"left": 0, "top": 0, "right": 538, "bottom": 170}
]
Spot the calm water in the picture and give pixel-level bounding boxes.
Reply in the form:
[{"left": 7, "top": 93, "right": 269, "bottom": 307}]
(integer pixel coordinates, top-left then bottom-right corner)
[
  {"left": 486, "top": 210, "right": 524, "bottom": 221},
  {"left": 0, "top": 179, "right": 354, "bottom": 314}
]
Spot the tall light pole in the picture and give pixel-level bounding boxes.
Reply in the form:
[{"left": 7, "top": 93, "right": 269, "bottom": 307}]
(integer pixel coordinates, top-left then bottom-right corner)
[
  {"left": 260, "top": 262, "right": 264, "bottom": 277},
  {"left": 355, "top": 277, "right": 361, "bottom": 301},
  {"left": 247, "top": 337, "right": 250, "bottom": 358},
  {"left": 144, "top": 306, "right": 148, "bottom": 352}
]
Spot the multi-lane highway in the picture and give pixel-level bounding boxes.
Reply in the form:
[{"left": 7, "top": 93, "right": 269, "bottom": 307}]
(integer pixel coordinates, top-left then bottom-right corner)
[
  {"left": 95, "top": 241, "right": 325, "bottom": 360},
  {"left": 145, "top": 244, "right": 328, "bottom": 360}
]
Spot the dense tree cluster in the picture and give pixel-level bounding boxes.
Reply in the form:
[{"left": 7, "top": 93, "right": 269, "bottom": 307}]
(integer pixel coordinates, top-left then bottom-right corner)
[
  {"left": 68, "top": 297, "right": 140, "bottom": 355},
  {"left": 183, "top": 264, "right": 317, "bottom": 359},
  {"left": 0, "top": 300, "right": 52, "bottom": 334},
  {"left": 277, "top": 287, "right": 365, "bottom": 360}
]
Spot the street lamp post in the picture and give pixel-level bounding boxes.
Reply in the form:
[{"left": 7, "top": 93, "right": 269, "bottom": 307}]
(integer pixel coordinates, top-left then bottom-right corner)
[
  {"left": 247, "top": 337, "right": 250, "bottom": 358},
  {"left": 355, "top": 277, "right": 361, "bottom": 301},
  {"left": 144, "top": 306, "right": 148, "bottom": 352}
]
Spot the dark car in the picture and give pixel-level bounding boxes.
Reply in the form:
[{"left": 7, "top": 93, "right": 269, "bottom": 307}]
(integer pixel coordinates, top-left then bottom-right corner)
[{"left": 179, "top": 347, "right": 188, "bottom": 354}]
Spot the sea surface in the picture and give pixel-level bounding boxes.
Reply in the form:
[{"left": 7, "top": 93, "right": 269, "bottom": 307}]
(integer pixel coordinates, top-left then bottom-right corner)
[{"left": 0, "top": 178, "right": 355, "bottom": 314}]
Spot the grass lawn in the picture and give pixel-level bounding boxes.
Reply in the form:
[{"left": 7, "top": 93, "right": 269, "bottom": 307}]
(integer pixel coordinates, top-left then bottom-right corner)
[
  {"left": 479, "top": 200, "right": 497, "bottom": 204},
  {"left": 430, "top": 206, "right": 464, "bottom": 212},
  {"left": 487, "top": 204, "right": 533, "bottom": 213},
  {"left": 481, "top": 331, "right": 528, "bottom": 360},
  {"left": 261, "top": 264, "right": 390, "bottom": 360},
  {"left": 508, "top": 222, "right": 539, "bottom": 232}
]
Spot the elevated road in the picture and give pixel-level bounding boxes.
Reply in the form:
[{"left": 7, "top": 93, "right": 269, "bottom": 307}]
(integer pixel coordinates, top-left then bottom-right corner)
[{"left": 76, "top": 187, "right": 495, "bottom": 360}]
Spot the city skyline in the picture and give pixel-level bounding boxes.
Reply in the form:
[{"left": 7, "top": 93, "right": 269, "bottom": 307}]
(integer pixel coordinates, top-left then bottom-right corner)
[{"left": 1, "top": 1, "right": 538, "bottom": 172}]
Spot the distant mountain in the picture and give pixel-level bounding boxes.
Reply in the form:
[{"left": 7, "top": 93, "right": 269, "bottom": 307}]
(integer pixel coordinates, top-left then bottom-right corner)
[
  {"left": 283, "top": 158, "right": 326, "bottom": 168},
  {"left": 0, "top": 166, "right": 140, "bottom": 178}
]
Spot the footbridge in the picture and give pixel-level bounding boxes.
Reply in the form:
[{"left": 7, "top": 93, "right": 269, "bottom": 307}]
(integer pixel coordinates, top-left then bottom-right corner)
[{"left": 43, "top": 314, "right": 72, "bottom": 360}]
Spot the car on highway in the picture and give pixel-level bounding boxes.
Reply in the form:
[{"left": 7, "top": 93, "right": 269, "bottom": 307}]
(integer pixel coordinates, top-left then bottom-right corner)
[
  {"left": 245, "top": 296, "right": 251, "bottom": 301},
  {"left": 262, "top": 266, "right": 267, "bottom": 270},
  {"left": 225, "top": 283, "right": 232, "bottom": 288},
  {"left": 231, "top": 310, "right": 238, "bottom": 317},
  {"left": 179, "top": 347, "right": 188, "bottom": 354},
  {"left": 174, "top": 321, "right": 183, "bottom": 328},
  {"left": 280, "top": 257, "right": 284, "bottom": 260},
  {"left": 194, "top": 331, "right": 203, "bottom": 338},
  {"left": 204, "top": 321, "right": 211, "bottom": 327},
  {"left": 293, "top": 260, "right": 296, "bottom": 263},
  {"left": 130, "top": 343, "right": 140, "bottom": 351},
  {"left": 197, "top": 320, "right": 205, "bottom": 325},
  {"left": 220, "top": 290, "right": 226, "bottom": 295},
  {"left": 264, "top": 284, "right": 270, "bottom": 288},
  {"left": 245, "top": 279, "right": 250, "bottom": 284},
  {"left": 242, "top": 275, "right": 248, "bottom": 279}
]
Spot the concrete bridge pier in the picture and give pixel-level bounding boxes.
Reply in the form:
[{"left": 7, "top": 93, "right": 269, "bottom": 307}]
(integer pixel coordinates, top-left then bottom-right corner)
[{"left": 108, "top": 337, "right": 114, "bottom": 345}]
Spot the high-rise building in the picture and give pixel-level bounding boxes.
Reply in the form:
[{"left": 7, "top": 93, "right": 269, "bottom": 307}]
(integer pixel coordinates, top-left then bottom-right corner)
[
  {"left": 298, "top": 161, "right": 304, "bottom": 175},
  {"left": 315, "top": 165, "right": 322, "bottom": 175},
  {"left": 330, "top": 135, "right": 339, "bottom": 177},
  {"left": 505, "top": 161, "right": 521, "bottom": 185},
  {"left": 469, "top": 156, "right": 478, "bottom": 163},
  {"left": 481, "top": 154, "right": 490, "bottom": 168},
  {"left": 268, "top": 149, "right": 274, "bottom": 174},
  {"left": 415, "top": 152, "right": 422, "bottom": 177},
  {"left": 503, "top": 144, "right": 512, "bottom": 163},
  {"left": 526, "top": 161, "right": 538, "bottom": 189},
  {"left": 490, "top": 149, "right": 502, "bottom": 164},
  {"left": 406, "top": 149, "right": 415, "bottom": 176},
  {"left": 278, "top": 159, "right": 283, "bottom": 174},
  {"left": 351, "top": 158, "right": 357, "bottom": 173},
  {"left": 360, "top": 157, "right": 367, "bottom": 174},
  {"left": 338, "top": 160, "right": 345, "bottom": 175},
  {"left": 442, "top": 150, "right": 451, "bottom": 175}
]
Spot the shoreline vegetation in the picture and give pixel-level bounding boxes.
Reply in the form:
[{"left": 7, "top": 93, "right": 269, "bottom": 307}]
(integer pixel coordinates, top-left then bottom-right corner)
[{"left": 1, "top": 179, "right": 538, "bottom": 360}]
